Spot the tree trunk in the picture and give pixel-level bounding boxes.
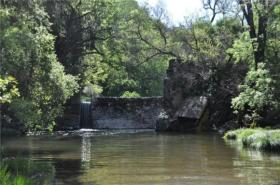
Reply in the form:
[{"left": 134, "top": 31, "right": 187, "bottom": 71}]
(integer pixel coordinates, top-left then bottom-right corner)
[{"left": 239, "top": 0, "right": 268, "bottom": 70}]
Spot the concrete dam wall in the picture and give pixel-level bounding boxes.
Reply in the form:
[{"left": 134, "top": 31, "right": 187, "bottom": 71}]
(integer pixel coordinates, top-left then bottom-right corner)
[
  {"left": 92, "top": 97, "right": 163, "bottom": 129},
  {"left": 58, "top": 59, "right": 209, "bottom": 131}
]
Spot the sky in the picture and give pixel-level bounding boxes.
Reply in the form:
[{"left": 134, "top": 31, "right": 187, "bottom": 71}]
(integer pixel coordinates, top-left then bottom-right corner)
[{"left": 137, "top": 0, "right": 203, "bottom": 24}]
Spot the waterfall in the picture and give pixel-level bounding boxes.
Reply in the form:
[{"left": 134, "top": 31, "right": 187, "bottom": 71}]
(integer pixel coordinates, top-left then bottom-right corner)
[{"left": 80, "top": 101, "right": 92, "bottom": 128}]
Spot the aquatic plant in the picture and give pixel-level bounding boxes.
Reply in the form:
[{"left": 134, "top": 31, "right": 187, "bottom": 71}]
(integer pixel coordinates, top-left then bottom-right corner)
[
  {"left": 223, "top": 128, "right": 262, "bottom": 140},
  {"left": 224, "top": 128, "right": 280, "bottom": 152}
]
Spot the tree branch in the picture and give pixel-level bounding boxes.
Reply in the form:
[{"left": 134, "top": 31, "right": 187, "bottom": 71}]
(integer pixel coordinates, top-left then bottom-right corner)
[{"left": 136, "top": 25, "right": 179, "bottom": 59}]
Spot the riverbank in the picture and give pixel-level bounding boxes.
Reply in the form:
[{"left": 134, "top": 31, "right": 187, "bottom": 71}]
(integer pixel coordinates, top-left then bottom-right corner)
[{"left": 223, "top": 128, "right": 280, "bottom": 152}]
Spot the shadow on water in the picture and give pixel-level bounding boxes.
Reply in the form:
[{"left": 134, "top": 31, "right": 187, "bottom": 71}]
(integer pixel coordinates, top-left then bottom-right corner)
[{"left": 2, "top": 131, "right": 280, "bottom": 185}]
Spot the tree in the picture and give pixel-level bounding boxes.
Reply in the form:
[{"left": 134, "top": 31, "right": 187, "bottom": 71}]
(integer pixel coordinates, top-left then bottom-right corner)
[
  {"left": 0, "top": 2, "right": 78, "bottom": 132},
  {"left": 239, "top": 0, "right": 267, "bottom": 69},
  {"left": 202, "top": 0, "right": 239, "bottom": 23},
  {"left": 0, "top": 76, "right": 19, "bottom": 104},
  {"left": 43, "top": 0, "right": 116, "bottom": 95},
  {"left": 92, "top": 1, "right": 170, "bottom": 96},
  {"left": 230, "top": 1, "right": 280, "bottom": 126}
]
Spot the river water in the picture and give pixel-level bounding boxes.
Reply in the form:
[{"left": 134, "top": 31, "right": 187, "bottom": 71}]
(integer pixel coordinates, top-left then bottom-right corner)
[{"left": 2, "top": 130, "right": 280, "bottom": 185}]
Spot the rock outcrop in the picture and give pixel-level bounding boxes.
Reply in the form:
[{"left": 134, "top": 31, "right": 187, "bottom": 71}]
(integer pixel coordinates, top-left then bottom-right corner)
[
  {"left": 156, "top": 59, "right": 210, "bottom": 132},
  {"left": 156, "top": 96, "right": 209, "bottom": 132},
  {"left": 156, "top": 58, "right": 246, "bottom": 132}
]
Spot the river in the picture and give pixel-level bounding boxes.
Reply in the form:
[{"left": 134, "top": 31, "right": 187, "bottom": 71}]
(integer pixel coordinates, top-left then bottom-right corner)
[{"left": 2, "top": 130, "right": 280, "bottom": 185}]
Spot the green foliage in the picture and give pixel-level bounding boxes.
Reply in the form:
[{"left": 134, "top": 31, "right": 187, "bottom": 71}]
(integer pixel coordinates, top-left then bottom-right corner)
[
  {"left": 0, "top": 166, "right": 32, "bottom": 185},
  {"left": 0, "top": 159, "right": 54, "bottom": 185},
  {"left": 82, "top": 54, "right": 109, "bottom": 96},
  {"left": 224, "top": 128, "right": 262, "bottom": 141},
  {"left": 0, "top": 76, "right": 19, "bottom": 104},
  {"left": 121, "top": 91, "right": 141, "bottom": 98},
  {"left": 9, "top": 100, "right": 42, "bottom": 131},
  {"left": 4, "top": 159, "right": 54, "bottom": 181},
  {"left": 224, "top": 128, "right": 280, "bottom": 151},
  {"left": 231, "top": 63, "right": 276, "bottom": 127},
  {"left": 227, "top": 32, "right": 254, "bottom": 65},
  {"left": 42, "top": 0, "right": 169, "bottom": 97},
  {"left": 97, "top": 1, "right": 169, "bottom": 96},
  {"left": 1, "top": 0, "right": 280, "bottom": 132},
  {"left": 44, "top": 0, "right": 116, "bottom": 90},
  {"left": 242, "top": 131, "right": 271, "bottom": 150},
  {"left": 229, "top": 3, "right": 280, "bottom": 126},
  {"left": 232, "top": 63, "right": 277, "bottom": 112},
  {"left": 1, "top": 6, "right": 78, "bottom": 131}
]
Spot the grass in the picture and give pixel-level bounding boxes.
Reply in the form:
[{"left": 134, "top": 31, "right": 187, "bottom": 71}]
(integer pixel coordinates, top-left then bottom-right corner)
[
  {"left": 223, "top": 128, "right": 280, "bottom": 152},
  {"left": 0, "top": 158, "right": 54, "bottom": 185},
  {"left": 0, "top": 165, "right": 32, "bottom": 185}
]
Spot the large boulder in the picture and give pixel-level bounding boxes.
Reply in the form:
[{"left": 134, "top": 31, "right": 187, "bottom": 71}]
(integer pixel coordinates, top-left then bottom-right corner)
[
  {"left": 156, "top": 59, "right": 210, "bottom": 132},
  {"left": 156, "top": 58, "right": 246, "bottom": 132},
  {"left": 164, "top": 59, "right": 209, "bottom": 116},
  {"left": 175, "top": 96, "right": 208, "bottom": 119},
  {"left": 156, "top": 96, "right": 209, "bottom": 132}
]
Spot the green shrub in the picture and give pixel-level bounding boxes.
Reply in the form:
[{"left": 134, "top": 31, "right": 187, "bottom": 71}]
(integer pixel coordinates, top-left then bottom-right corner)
[{"left": 121, "top": 91, "right": 141, "bottom": 98}]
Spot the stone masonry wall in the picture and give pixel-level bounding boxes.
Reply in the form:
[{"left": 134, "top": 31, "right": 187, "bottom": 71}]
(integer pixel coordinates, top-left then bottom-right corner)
[{"left": 92, "top": 97, "right": 163, "bottom": 129}]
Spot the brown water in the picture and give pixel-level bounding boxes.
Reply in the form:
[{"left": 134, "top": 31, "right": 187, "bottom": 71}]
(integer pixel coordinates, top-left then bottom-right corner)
[{"left": 2, "top": 130, "right": 280, "bottom": 185}]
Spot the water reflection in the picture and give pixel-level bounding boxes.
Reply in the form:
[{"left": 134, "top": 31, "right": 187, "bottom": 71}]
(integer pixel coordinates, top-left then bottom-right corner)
[
  {"left": 2, "top": 132, "right": 280, "bottom": 185},
  {"left": 225, "top": 140, "right": 280, "bottom": 185},
  {"left": 81, "top": 135, "right": 91, "bottom": 169}
]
